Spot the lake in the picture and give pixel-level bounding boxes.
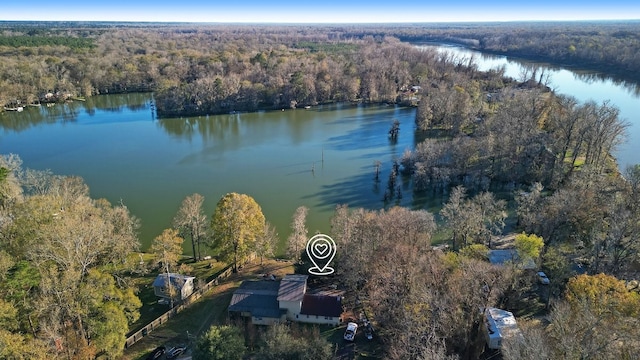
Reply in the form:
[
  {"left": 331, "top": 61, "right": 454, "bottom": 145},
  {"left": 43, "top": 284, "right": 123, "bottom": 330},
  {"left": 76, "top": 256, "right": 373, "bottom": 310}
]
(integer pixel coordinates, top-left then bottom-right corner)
[
  {"left": 1, "top": 96, "right": 420, "bottom": 253},
  {"left": 2, "top": 44, "right": 640, "bottom": 254}
]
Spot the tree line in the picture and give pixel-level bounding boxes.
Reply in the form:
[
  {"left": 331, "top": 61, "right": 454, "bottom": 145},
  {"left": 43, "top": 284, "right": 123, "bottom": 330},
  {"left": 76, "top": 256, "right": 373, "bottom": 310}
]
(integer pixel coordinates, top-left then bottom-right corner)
[
  {"left": 383, "top": 21, "right": 640, "bottom": 81},
  {"left": 0, "top": 35, "right": 95, "bottom": 49},
  {"left": 2, "top": 22, "right": 639, "bottom": 112}
]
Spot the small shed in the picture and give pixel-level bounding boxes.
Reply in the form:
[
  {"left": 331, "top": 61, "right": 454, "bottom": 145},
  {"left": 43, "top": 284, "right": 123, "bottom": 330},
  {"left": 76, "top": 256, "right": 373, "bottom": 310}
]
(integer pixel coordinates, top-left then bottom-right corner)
[{"left": 153, "top": 273, "right": 195, "bottom": 303}]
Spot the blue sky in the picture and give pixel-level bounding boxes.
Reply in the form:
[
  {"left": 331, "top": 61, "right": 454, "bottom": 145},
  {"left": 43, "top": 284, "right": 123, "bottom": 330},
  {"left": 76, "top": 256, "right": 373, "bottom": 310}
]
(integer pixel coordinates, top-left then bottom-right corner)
[{"left": 2, "top": 1, "right": 639, "bottom": 23}]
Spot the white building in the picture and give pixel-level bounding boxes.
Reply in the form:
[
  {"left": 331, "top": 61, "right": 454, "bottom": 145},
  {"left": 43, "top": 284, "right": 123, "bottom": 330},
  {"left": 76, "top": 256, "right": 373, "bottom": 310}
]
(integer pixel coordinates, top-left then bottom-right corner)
[
  {"left": 229, "top": 274, "right": 343, "bottom": 326},
  {"left": 277, "top": 274, "right": 308, "bottom": 321},
  {"left": 152, "top": 273, "right": 196, "bottom": 303},
  {"left": 484, "top": 307, "right": 522, "bottom": 349}
]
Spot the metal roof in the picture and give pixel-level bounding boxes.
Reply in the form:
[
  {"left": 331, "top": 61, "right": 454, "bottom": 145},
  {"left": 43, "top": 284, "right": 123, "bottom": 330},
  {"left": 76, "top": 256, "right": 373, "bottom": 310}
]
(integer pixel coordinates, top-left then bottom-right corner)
[
  {"left": 300, "top": 294, "right": 342, "bottom": 318},
  {"left": 488, "top": 249, "right": 536, "bottom": 270},
  {"left": 485, "top": 307, "right": 521, "bottom": 341},
  {"left": 228, "top": 281, "right": 282, "bottom": 319},
  {"left": 152, "top": 273, "right": 195, "bottom": 289},
  {"left": 277, "top": 274, "right": 308, "bottom": 302}
]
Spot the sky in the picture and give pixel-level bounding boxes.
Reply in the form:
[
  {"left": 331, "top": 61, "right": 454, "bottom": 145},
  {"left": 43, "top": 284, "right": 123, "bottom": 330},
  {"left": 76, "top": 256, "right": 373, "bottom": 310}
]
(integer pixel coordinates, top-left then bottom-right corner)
[{"left": 1, "top": 1, "right": 639, "bottom": 23}]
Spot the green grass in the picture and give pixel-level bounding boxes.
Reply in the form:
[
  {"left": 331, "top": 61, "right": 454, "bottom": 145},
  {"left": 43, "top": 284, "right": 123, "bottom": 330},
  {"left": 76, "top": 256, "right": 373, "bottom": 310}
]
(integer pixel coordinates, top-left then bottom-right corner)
[
  {"left": 126, "top": 255, "right": 227, "bottom": 336},
  {"left": 121, "top": 284, "right": 237, "bottom": 360}
]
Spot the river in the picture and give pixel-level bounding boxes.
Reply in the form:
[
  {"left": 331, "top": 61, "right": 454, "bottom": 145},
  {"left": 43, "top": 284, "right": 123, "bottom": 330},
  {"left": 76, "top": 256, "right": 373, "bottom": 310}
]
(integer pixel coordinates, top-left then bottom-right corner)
[
  {"left": 2, "top": 44, "right": 639, "bottom": 253},
  {"left": 418, "top": 43, "right": 640, "bottom": 170}
]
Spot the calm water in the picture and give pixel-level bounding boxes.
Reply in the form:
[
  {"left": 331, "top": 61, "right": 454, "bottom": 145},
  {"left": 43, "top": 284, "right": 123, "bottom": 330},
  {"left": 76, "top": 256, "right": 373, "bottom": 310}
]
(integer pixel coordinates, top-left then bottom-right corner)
[
  {"left": 418, "top": 44, "right": 640, "bottom": 169},
  {"left": 1, "top": 96, "right": 419, "bottom": 253},
  {"left": 3, "top": 45, "right": 640, "bottom": 253}
]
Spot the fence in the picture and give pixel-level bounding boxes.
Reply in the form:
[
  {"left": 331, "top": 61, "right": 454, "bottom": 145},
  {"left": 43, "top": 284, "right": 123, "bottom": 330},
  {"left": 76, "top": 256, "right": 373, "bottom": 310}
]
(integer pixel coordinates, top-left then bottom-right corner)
[{"left": 124, "top": 264, "right": 234, "bottom": 349}]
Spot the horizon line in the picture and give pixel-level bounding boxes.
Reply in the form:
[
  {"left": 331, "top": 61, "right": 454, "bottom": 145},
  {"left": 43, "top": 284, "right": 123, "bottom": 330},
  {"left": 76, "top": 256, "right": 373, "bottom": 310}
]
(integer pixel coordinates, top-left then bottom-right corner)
[{"left": 1, "top": 19, "right": 640, "bottom": 25}]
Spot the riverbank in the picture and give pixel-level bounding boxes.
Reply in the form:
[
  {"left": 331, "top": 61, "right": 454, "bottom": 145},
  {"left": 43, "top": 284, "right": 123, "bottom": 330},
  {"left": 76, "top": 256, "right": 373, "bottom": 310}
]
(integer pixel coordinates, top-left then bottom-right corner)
[{"left": 411, "top": 38, "right": 640, "bottom": 86}]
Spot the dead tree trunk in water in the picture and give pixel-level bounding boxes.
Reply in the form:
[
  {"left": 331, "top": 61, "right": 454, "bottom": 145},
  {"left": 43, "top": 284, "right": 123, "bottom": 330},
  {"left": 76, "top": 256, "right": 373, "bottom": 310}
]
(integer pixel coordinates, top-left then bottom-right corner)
[{"left": 389, "top": 119, "right": 400, "bottom": 141}]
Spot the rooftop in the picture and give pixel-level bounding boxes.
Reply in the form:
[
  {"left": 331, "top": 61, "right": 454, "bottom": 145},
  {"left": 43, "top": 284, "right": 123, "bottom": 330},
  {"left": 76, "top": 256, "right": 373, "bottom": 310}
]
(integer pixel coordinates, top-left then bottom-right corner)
[
  {"left": 300, "top": 294, "right": 343, "bottom": 318},
  {"left": 152, "top": 273, "right": 195, "bottom": 289},
  {"left": 228, "top": 281, "right": 282, "bottom": 319},
  {"left": 488, "top": 249, "right": 536, "bottom": 269},
  {"left": 485, "top": 307, "right": 521, "bottom": 340},
  {"left": 277, "top": 274, "right": 308, "bottom": 302}
]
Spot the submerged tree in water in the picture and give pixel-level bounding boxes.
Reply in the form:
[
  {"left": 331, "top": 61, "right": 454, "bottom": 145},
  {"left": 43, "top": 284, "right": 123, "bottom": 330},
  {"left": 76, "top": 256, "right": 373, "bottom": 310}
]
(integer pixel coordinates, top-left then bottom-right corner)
[{"left": 389, "top": 119, "right": 400, "bottom": 141}]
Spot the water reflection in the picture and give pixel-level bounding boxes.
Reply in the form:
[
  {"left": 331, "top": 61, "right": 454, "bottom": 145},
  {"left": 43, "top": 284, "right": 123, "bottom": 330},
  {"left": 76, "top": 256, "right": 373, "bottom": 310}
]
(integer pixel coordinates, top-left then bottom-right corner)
[
  {"left": 572, "top": 71, "right": 640, "bottom": 97},
  {"left": 420, "top": 43, "right": 640, "bottom": 97},
  {"left": 0, "top": 93, "right": 153, "bottom": 133}
]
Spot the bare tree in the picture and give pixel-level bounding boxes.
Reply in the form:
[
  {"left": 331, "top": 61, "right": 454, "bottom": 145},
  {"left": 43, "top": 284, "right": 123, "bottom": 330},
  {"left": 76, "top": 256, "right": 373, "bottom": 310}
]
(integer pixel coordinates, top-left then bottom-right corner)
[
  {"left": 173, "top": 193, "right": 208, "bottom": 261},
  {"left": 151, "top": 228, "right": 184, "bottom": 307},
  {"left": 256, "top": 222, "right": 277, "bottom": 265},
  {"left": 502, "top": 320, "right": 551, "bottom": 360},
  {"left": 287, "top": 206, "right": 308, "bottom": 262}
]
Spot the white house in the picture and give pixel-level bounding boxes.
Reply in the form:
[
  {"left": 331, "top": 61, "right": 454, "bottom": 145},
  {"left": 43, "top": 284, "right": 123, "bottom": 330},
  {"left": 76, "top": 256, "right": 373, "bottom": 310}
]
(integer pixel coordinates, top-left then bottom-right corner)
[
  {"left": 277, "top": 274, "right": 308, "bottom": 321},
  {"left": 484, "top": 307, "right": 522, "bottom": 349},
  {"left": 228, "top": 274, "right": 343, "bottom": 326},
  {"left": 153, "top": 273, "right": 195, "bottom": 303}
]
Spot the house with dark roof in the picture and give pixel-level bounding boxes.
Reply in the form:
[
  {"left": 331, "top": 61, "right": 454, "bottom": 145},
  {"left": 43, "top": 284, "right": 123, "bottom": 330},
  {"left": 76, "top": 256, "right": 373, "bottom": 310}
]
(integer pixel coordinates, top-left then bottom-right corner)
[
  {"left": 153, "top": 273, "right": 195, "bottom": 304},
  {"left": 228, "top": 274, "right": 343, "bottom": 326},
  {"left": 488, "top": 249, "right": 536, "bottom": 270}
]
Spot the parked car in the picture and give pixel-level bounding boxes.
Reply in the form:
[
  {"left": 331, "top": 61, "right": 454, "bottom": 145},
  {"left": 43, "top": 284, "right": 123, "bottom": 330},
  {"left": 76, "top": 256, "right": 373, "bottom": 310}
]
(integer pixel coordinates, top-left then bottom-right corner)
[
  {"left": 166, "top": 345, "right": 187, "bottom": 358},
  {"left": 344, "top": 322, "right": 358, "bottom": 341},
  {"left": 145, "top": 346, "right": 166, "bottom": 360},
  {"left": 364, "top": 324, "right": 373, "bottom": 340},
  {"left": 537, "top": 271, "right": 550, "bottom": 285}
]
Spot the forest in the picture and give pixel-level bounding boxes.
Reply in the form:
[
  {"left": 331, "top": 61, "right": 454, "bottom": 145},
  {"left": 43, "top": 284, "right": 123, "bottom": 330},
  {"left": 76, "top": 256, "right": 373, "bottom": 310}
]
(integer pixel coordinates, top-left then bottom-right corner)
[
  {"left": 2, "top": 21, "right": 640, "bottom": 113},
  {"left": 1, "top": 21, "right": 640, "bottom": 360},
  {"left": 357, "top": 21, "right": 640, "bottom": 80}
]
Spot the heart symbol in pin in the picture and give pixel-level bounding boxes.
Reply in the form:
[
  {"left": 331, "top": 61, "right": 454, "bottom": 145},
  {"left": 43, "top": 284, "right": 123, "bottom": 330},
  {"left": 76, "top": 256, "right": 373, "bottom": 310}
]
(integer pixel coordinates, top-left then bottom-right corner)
[
  {"left": 314, "top": 243, "right": 329, "bottom": 257},
  {"left": 306, "top": 234, "right": 336, "bottom": 275}
]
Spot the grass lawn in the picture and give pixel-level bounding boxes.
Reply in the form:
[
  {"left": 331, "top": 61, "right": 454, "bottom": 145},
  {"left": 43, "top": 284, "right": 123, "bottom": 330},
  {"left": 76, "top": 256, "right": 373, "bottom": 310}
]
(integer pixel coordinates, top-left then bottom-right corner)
[
  {"left": 126, "top": 255, "right": 228, "bottom": 336},
  {"left": 120, "top": 259, "right": 295, "bottom": 360}
]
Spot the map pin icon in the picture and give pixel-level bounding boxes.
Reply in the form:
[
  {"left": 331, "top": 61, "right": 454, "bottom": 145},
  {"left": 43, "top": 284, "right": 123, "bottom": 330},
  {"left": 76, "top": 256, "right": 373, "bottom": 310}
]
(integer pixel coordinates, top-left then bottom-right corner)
[{"left": 306, "top": 234, "right": 336, "bottom": 275}]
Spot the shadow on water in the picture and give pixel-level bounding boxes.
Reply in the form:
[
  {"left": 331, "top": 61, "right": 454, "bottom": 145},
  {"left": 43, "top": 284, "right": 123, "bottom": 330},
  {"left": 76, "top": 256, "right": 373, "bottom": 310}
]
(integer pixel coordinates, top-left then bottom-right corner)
[
  {"left": 325, "top": 108, "right": 416, "bottom": 153},
  {"left": 302, "top": 170, "right": 386, "bottom": 212},
  {"left": 304, "top": 159, "right": 445, "bottom": 215}
]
